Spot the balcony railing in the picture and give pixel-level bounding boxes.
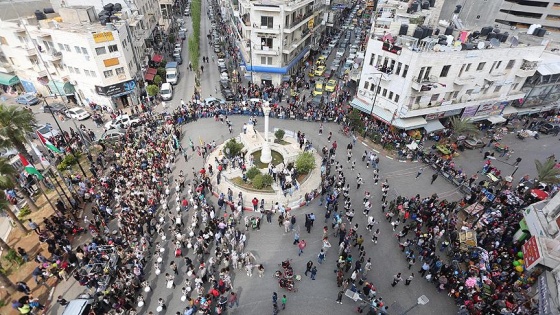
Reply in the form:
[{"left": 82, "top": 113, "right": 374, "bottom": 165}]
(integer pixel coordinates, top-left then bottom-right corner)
[
  {"left": 411, "top": 75, "right": 438, "bottom": 91},
  {"left": 286, "top": 11, "right": 313, "bottom": 29}
]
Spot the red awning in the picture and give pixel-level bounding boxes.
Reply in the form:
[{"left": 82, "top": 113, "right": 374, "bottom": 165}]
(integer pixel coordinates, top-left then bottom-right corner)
[
  {"left": 152, "top": 54, "right": 163, "bottom": 63},
  {"left": 145, "top": 73, "right": 155, "bottom": 81},
  {"left": 147, "top": 67, "right": 157, "bottom": 74}
]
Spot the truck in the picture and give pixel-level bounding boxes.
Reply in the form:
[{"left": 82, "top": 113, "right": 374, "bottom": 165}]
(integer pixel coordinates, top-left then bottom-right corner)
[{"left": 165, "top": 62, "right": 180, "bottom": 85}]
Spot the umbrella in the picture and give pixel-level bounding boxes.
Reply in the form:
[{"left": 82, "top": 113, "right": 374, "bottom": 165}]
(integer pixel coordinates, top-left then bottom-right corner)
[
  {"left": 530, "top": 189, "right": 549, "bottom": 200},
  {"left": 465, "top": 277, "right": 478, "bottom": 288}
]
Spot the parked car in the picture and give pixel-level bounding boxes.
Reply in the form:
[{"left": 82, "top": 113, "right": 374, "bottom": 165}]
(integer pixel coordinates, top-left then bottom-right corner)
[
  {"left": 66, "top": 107, "right": 91, "bottom": 120},
  {"left": 222, "top": 89, "right": 235, "bottom": 101},
  {"left": 204, "top": 97, "right": 226, "bottom": 106},
  {"left": 160, "top": 83, "right": 173, "bottom": 101},
  {"left": 328, "top": 40, "right": 337, "bottom": 48},
  {"left": 314, "top": 66, "right": 326, "bottom": 76},
  {"left": 464, "top": 137, "right": 485, "bottom": 149},
  {"left": 538, "top": 123, "right": 560, "bottom": 135},
  {"left": 99, "top": 128, "right": 126, "bottom": 142},
  {"left": 325, "top": 79, "right": 337, "bottom": 92},
  {"left": 42, "top": 103, "right": 66, "bottom": 114},
  {"left": 184, "top": 8, "right": 191, "bottom": 16},
  {"left": 15, "top": 93, "right": 40, "bottom": 105},
  {"left": 36, "top": 124, "right": 60, "bottom": 139},
  {"left": 0, "top": 147, "right": 18, "bottom": 159},
  {"left": 313, "top": 81, "right": 324, "bottom": 96},
  {"left": 104, "top": 114, "right": 141, "bottom": 130},
  {"left": 336, "top": 48, "right": 345, "bottom": 58}
]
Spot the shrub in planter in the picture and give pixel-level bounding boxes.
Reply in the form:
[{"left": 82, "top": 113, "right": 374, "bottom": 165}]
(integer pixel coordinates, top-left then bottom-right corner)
[{"left": 246, "top": 167, "right": 260, "bottom": 180}]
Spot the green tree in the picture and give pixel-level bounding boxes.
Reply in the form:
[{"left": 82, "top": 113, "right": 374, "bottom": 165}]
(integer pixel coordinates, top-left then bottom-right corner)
[
  {"left": 157, "top": 67, "right": 166, "bottom": 78},
  {"left": 295, "top": 152, "right": 316, "bottom": 174},
  {"left": 168, "top": 34, "right": 176, "bottom": 44},
  {"left": 252, "top": 174, "right": 273, "bottom": 189},
  {"left": 449, "top": 117, "right": 479, "bottom": 140},
  {"left": 224, "top": 139, "right": 244, "bottom": 158},
  {"left": 274, "top": 129, "right": 285, "bottom": 142},
  {"left": 153, "top": 75, "right": 163, "bottom": 86},
  {"left": 146, "top": 85, "right": 159, "bottom": 97},
  {"left": 348, "top": 109, "right": 364, "bottom": 130},
  {"left": 0, "top": 158, "right": 32, "bottom": 233},
  {"left": 246, "top": 167, "right": 260, "bottom": 180},
  {"left": 0, "top": 104, "right": 37, "bottom": 160},
  {"left": 535, "top": 157, "right": 560, "bottom": 185}
]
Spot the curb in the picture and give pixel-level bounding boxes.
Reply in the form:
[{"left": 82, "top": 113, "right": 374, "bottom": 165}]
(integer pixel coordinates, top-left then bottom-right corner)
[{"left": 210, "top": 190, "right": 312, "bottom": 213}]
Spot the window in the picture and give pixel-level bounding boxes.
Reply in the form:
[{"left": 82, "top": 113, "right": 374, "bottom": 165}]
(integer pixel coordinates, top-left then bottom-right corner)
[
  {"left": 74, "top": 46, "right": 81, "bottom": 53},
  {"left": 417, "top": 66, "right": 431, "bottom": 82},
  {"left": 382, "top": 88, "right": 387, "bottom": 97},
  {"left": 506, "top": 59, "right": 515, "bottom": 69},
  {"left": 261, "top": 16, "right": 274, "bottom": 28},
  {"left": 108, "top": 44, "right": 119, "bottom": 52},
  {"left": 512, "top": 83, "right": 519, "bottom": 90},
  {"left": 81, "top": 47, "right": 88, "bottom": 55},
  {"left": 496, "top": 61, "right": 502, "bottom": 69},
  {"left": 494, "top": 86, "right": 502, "bottom": 93},
  {"left": 440, "top": 65, "right": 451, "bottom": 77},
  {"left": 259, "top": 38, "right": 273, "bottom": 49},
  {"left": 115, "top": 67, "right": 125, "bottom": 75},
  {"left": 103, "top": 58, "right": 120, "bottom": 67},
  {"left": 68, "top": 67, "right": 74, "bottom": 73},
  {"left": 489, "top": 61, "right": 497, "bottom": 73},
  {"left": 453, "top": 91, "right": 460, "bottom": 99},
  {"left": 395, "top": 62, "right": 402, "bottom": 75},
  {"left": 90, "top": 71, "right": 97, "bottom": 77},
  {"left": 459, "top": 64, "right": 466, "bottom": 76},
  {"left": 96, "top": 47, "right": 107, "bottom": 55},
  {"left": 377, "top": 86, "right": 381, "bottom": 94},
  {"left": 465, "top": 63, "right": 471, "bottom": 71},
  {"left": 73, "top": 67, "right": 80, "bottom": 74},
  {"left": 389, "top": 91, "right": 393, "bottom": 99},
  {"left": 370, "top": 84, "right": 375, "bottom": 91},
  {"left": 64, "top": 44, "right": 70, "bottom": 51},
  {"left": 402, "top": 65, "right": 408, "bottom": 78},
  {"left": 477, "top": 62, "right": 486, "bottom": 71},
  {"left": 84, "top": 70, "right": 91, "bottom": 77},
  {"left": 103, "top": 70, "right": 114, "bottom": 78},
  {"left": 57, "top": 43, "right": 64, "bottom": 51},
  {"left": 364, "top": 82, "right": 370, "bottom": 90},
  {"left": 430, "top": 93, "right": 439, "bottom": 102},
  {"left": 394, "top": 94, "right": 399, "bottom": 102},
  {"left": 369, "top": 53, "right": 375, "bottom": 66}
]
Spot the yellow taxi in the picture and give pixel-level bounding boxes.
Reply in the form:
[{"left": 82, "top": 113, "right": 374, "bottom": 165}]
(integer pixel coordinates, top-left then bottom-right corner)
[
  {"left": 325, "top": 79, "right": 337, "bottom": 92},
  {"left": 314, "top": 65, "right": 326, "bottom": 76},
  {"left": 316, "top": 56, "right": 327, "bottom": 66},
  {"left": 313, "top": 81, "right": 324, "bottom": 96}
]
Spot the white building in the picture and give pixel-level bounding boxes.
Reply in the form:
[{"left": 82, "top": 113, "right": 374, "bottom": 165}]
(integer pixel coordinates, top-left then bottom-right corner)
[
  {"left": 0, "top": 6, "right": 142, "bottom": 109},
  {"left": 226, "top": 0, "right": 327, "bottom": 86},
  {"left": 351, "top": 18, "right": 548, "bottom": 131}
]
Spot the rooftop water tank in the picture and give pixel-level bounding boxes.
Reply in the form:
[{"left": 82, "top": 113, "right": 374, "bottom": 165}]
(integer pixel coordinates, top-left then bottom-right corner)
[
  {"left": 35, "top": 10, "right": 47, "bottom": 20},
  {"left": 103, "top": 3, "right": 114, "bottom": 11},
  {"left": 499, "top": 32, "right": 509, "bottom": 42},
  {"left": 43, "top": 7, "right": 55, "bottom": 14},
  {"left": 411, "top": 2, "right": 420, "bottom": 12},
  {"left": 434, "top": 28, "right": 440, "bottom": 35},
  {"left": 445, "top": 26, "right": 453, "bottom": 35},
  {"left": 536, "top": 28, "right": 546, "bottom": 37},
  {"left": 413, "top": 26, "right": 424, "bottom": 39},
  {"left": 399, "top": 24, "right": 409, "bottom": 36},
  {"left": 113, "top": 3, "right": 122, "bottom": 11},
  {"left": 486, "top": 32, "right": 497, "bottom": 40},
  {"left": 421, "top": 1, "right": 430, "bottom": 9},
  {"left": 480, "top": 26, "right": 493, "bottom": 36},
  {"left": 527, "top": 24, "right": 541, "bottom": 35},
  {"left": 429, "top": 0, "right": 435, "bottom": 7}
]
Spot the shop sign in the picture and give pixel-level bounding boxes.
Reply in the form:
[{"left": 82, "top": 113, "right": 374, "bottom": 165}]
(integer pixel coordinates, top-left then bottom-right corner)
[
  {"left": 523, "top": 236, "right": 542, "bottom": 270},
  {"left": 538, "top": 274, "right": 552, "bottom": 315},
  {"left": 426, "top": 112, "right": 445, "bottom": 120},
  {"left": 461, "top": 105, "right": 478, "bottom": 118},
  {"left": 475, "top": 101, "right": 507, "bottom": 117},
  {"left": 95, "top": 79, "right": 136, "bottom": 97},
  {"left": 93, "top": 31, "right": 115, "bottom": 43}
]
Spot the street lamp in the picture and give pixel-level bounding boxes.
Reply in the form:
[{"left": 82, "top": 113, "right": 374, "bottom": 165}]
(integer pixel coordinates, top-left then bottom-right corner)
[
  {"left": 401, "top": 295, "right": 429, "bottom": 314},
  {"left": 41, "top": 96, "right": 89, "bottom": 178}
]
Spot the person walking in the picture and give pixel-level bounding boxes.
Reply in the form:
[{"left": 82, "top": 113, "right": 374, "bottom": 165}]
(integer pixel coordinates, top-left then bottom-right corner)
[
  {"left": 430, "top": 173, "right": 438, "bottom": 185},
  {"left": 391, "top": 273, "right": 403, "bottom": 287},
  {"left": 228, "top": 292, "right": 239, "bottom": 308},
  {"left": 28, "top": 219, "right": 40, "bottom": 234},
  {"left": 298, "top": 240, "right": 307, "bottom": 256},
  {"left": 336, "top": 290, "right": 344, "bottom": 304},
  {"left": 293, "top": 231, "right": 300, "bottom": 245},
  {"left": 310, "top": 266, "right": 317, "bottom": 280},
  {"left": 305, "top": 261, "right": 313, "bottom": 276},
  {"left": 405, "top": 273, "right": 414, "bottom": 285},
  {"left": 415, "top": 167, "right": 424, "bottom": 178},
  {"left": 356, "top": 174, "right": 363, "bottom": 189},
  {"left": 281, "top": 295, "right": 287, "bottom": 310},
  {"left": 272, "top": 292, "right": 278, "bottom": 305},
  {"left": 318, "top": 249, "right": 326, "bottom": 264},
  {"left": 372, "top": 229, "right": 380, "bottom": 244}
]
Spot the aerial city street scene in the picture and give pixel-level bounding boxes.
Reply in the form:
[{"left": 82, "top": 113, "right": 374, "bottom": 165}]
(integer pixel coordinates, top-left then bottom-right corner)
[{"left": 0, "top": 0, "right": 559, "bottom": 314}]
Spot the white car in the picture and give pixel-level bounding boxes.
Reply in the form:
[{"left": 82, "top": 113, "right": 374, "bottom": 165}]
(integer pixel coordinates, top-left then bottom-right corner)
[
  {"left": 36, "top": 124, "right": 60, "bottom": 139},
  {"left": 328, "top": 40, "right": 337, "bottom": 48},
  {"left": 66, "top": 107, "right": 91, "bottom": 120},
  {"left": 104, "top": 114, "right": 141, "bottom": 130},
  {"left": 217, "top": 59, "right": 226, "bottom": 67},
  {"left": 336, "top": 48, "right": 345, "bottom": 58},
  {"left": 0, "top": 147, "right": 17, "bottom": 159}
]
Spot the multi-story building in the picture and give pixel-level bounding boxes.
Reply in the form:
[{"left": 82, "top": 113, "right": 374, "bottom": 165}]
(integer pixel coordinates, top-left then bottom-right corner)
[
  {"left": 226, "top": 0, "right": 327, "bottom": 85},
  {"left": 351, "top": 18, "right": 547, "bottom": 131},
  {"left": 0, "top": 6, "right": 141, "bottom": 109}
]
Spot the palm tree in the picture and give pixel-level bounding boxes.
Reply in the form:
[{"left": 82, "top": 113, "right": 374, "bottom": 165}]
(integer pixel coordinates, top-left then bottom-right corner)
[
  {"left": 449, "top": 117, "right": 480, "bottom": 140},
  {"left": 0, "top": 159, "right": 31, "bottom": 233},
  {"left": 0, "top": 104, "right": 37, "bottom": 160},
  {"left": 535, "top": 157, "right": 560, "bottom": 185},
  {"left": 0, "top": 270, "right": 16, "bottom": 294}
]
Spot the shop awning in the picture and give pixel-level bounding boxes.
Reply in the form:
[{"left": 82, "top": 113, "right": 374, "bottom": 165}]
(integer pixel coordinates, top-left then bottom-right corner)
[
  {"left": 0, "top": 73, "right": 20, "bottom": 86},
  {"left": 145, "top": 72, "right": 155, "bottom": 81},
  {"left": 393, "top": 116, "right": 427, "bottom": 130},
  {"left": 47, "top": 81, "right": 75, "bottom": 96},
  {"left": 152, "top": 54, "right": 163, "bottom": 63},
  {"left": 487, "top": 115, "right": 507, "bottom": 124},
  {"left": 501, "top": 106, "right": 518, "bottom": 116},
  {"left": 423, "top": 119, "right": 445, "bottom": 133},
  {"left": 515, "top": 107, "right": 542, "bottom": 116},
  {"left": 147, "top": 67, "right": 157, "bottom": 75}
]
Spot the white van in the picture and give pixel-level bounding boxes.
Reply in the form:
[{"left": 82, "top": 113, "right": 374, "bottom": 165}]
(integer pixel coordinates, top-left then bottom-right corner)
[
  {"left": 166, "top": 68, "right": 179, "bottom": 85},
  {"left": 160, "top": 83, "right": 173, "bottom": 100},
  {"left": 62, "top": 294, "right": 94, "bottom": 315}
]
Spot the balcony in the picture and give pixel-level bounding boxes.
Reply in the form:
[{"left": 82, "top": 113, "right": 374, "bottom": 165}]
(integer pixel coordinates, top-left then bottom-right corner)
[
  {"left": 22, "top": 48, "right": 37, "bottom": 56},
  {"left": 284, "top": 11, "right": 313, "bottom": 32},
  {"left": 454, "top": 75, "right": 476, "bottom": 85},
  {"left": 282, "top": 32, "right": 312, "bottom": 54},
  {"left": 411, "top": 75, "right": 439, "bottom": 91},
  {"left": 515, "top": 67, "right": 537, "bottom": 77},
  {"left": 253, "top": 45, "right": 279, "bottom": 55},
  {"left": 44, "top": 50, "right": 62, "bottom": 62}
]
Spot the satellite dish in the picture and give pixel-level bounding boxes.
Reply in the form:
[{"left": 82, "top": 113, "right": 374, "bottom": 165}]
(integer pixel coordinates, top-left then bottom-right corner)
[
  {"left": 509, "top": 36, "right": 519, "bottom": 47},
  {"left": 489, "top": 38, "right": 500, "bottom": 48},
  {"left": 433, "top": 44, "right": 441, "bottom": 51},
  {"left": 477, "top": 42, "right": 485, "bottom": 49}
]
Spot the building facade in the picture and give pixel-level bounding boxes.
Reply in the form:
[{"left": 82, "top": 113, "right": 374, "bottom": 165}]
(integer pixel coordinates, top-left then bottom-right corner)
[
  {"left": 351, "top": 20, "right": 547, "bottom": 130},
  {"left": 226, "top": 0, "right": 326, "bottom": 85},
  {"left": 0, "top": 6, "right": 142, "bottom": 109}
]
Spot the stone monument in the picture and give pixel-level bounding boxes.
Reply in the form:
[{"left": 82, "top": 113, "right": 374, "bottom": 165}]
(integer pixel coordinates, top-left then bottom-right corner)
[{"left": 260, "top": 101, "right": 272, "bottom": 164}]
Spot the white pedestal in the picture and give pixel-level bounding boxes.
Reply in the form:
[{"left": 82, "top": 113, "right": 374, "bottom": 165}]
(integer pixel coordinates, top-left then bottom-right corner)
[{"left": 260, "top": 103, "right": 272, "bottom": 164}]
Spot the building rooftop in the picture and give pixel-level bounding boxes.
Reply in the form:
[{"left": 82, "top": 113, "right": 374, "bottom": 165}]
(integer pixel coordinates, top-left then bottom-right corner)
[{"left": 0, "top": 0, "right": 52, "bottom": 21}]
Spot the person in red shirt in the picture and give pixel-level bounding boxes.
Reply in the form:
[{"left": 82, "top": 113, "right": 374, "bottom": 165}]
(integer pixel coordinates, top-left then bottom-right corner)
[{"left": 252, "top": 198, "right": 259, "bottom": 211}]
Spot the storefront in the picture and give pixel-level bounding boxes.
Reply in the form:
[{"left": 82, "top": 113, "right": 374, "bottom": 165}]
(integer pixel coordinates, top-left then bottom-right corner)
[
  {"left": 47, "top": 80, "right": 78, "bottom": 104},
  {"left": 95, "top": 79, "right": 139, "bottom": 109},
  {"left": 0, "top": 73, "right": 21, "bottom": 94}
]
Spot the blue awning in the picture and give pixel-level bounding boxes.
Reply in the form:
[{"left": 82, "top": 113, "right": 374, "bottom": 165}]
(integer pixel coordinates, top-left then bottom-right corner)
[
  {"left": 0, "top": 73, "right": 20, "bottom": 86},
  {"left": 350, "top": 98, "right": 394, "bottom": 124},
  {"left": 241, "top": 47, "right": 310, "bottom": 74},
  {"left": 48, "top": 81, "right": 75, "bottom": 96}
]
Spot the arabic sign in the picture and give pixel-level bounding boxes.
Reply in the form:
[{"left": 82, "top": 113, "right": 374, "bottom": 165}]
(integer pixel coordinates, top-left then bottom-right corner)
[
  {"left": 95, "top": 80, "right": 136, "bottom": 97},
  {"left": 522, "top": 236, "right": 542, "bottom": 270},
  {"left": 93, "top": 31, "right": 115, "bottom": 43},
  {"left": 475, "top": 101, "right": 507, "bottom": 117},
  {"left": 461, "top": 105, "right": 478, "bottom": 118},
  {"left": 538, "top": 274, "right": 552, "bottom": 315}
]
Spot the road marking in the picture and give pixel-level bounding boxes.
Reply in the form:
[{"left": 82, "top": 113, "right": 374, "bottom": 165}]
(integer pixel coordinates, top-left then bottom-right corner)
[
  {"left": 372, "top": 148, "right": 379, "bottom": 153},
  {"left": 385, "top": 156, "right": 393, "bottom": 160},
  {"left": 361, "top": 141, "right": 368, "bottom": 147}
]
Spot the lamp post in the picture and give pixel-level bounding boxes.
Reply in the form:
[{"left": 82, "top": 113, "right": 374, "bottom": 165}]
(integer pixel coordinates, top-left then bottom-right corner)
[
  {"left": 400, "top": 295, "right": 429, "bottom": 315},
  {"left": 363, "top": 72, "right": 387, "bottom": 118},
  {"left": 42, "top": 96, "right": 89, "bottom": 178}
]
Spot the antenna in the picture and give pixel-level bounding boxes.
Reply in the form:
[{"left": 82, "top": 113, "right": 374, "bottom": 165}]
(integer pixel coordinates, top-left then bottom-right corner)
[
  {"left": 489, "top": 38, "right": 500, "bottom": 48},
  {"left": 477, "top": 42, "right": 485, "bottom": 49}
]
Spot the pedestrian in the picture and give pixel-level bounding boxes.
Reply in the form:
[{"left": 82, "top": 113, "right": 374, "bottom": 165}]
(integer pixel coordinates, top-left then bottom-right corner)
[
  {"left": 293, "top": 231, "right": 300, "bottom": 245},
  {"left": 305, "top": 261, "right": 313, "bottom": 276},
  {"left": 415, "top": 167, "right": 424, "bottom": 178},
  {"left": 318, "top": 249, "right": 326, "bottom": 264},
  {"left": 310, "top": 266, "right": 317, "bottom": 280},
  {"left": 28, "top": 219, "right": 40, "bottom": 234},
  {"left": 298, "top": 239, "right": 306, "bottom": 256},
  {"left": 430, "top": 173, "right": 438, "bottom": 185},
  {"left": 57, "top": 296, "right": 68, "bottom": 306},
  {"left": 391, "top": 273, "right": 403, "bottom": 286},
  {"left": 336, "top": 290, "right": 344, "bottom": 304},
  {"left": 356, "top": 174, "right": 363, "bottom": 189},
  {"left": 15, "top": 281, "right": 31, "bottom": 294},
  {"left": 228, "top": 291, "right": 239, "bottom": 308},
  {"left": 281, "top": 295, "right": 287, "bottom": 310},
  {"left": 405, "top": 273, "right": 414, "bottom": 285},
  {"left": 272, "top": 292, "right": 278, "bottom": 305}
]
